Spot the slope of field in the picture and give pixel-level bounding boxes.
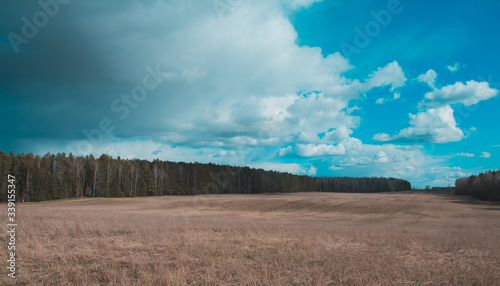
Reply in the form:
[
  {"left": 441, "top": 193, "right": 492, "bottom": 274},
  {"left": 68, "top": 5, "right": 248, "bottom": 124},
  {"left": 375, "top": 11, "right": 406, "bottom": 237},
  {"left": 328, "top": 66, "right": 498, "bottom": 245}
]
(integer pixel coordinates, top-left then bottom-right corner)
[{"left": 2, "top": 192, "right": 500, "bottom": 285}]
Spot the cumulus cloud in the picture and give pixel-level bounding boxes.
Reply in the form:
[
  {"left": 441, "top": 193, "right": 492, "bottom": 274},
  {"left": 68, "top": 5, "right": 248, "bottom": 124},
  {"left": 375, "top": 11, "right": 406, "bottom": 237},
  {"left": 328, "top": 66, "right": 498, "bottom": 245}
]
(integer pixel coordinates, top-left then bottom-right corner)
[
  {"left": 419, "top": 80, "right": 498, "bottom": 108},
  {"left": 377, "top": 151, "right": 389, "bottom": 163},
  {"left": 2, "top": 0, "right": 487, "bottom": 188},
  {"left": 416, "top": 69, "right": 437, "bottom": 89},
  {"left": 296, "top": 143, "right": 346, "bottom": 157},
  {"left": 283, "top": 0, "right": 324, "bottom": 10},
  {"left": 322, "top": 126, "right": 353, "bottom": 142},
  {"left": 425, "top": 166, "right": 467, "bottom": 186},
  {"left": 0, "top": 0, "right": 372, "bottom": 154},
  {"left": 373, "top": 105, "right": 464, "bottom": 143},
  {"left": 446, "top": 62, "right": 461, "bottom": 73},
  {"left": 377, "top": 75, "right": 498, "bottom": 145},
  {"left": 375, "top": 92, "right": 401, "bottom": 104},
  {"left": 284, "top": 92, "right": 360, "bottom": 144},
  {"left": 279, "top": 143, "right": 346, "bottom": 157},
  {"left": 364, "top": 61, "right": 407, "bottom": 91},
  {"left": 307, "top": 165, "right": 318, "bottom": 176},
  {"left": 330, "top": 142, "right": 467, "bottom": 186},
  {"left": 339, "top": 150, "right": 390, "bottom": 166},
  {"left": 329, "top": 165, "right": 343, "bottom": 170},
  {"left": 480, "top": 152, "right": 491, "bottom": 158},
  {"left": 452, "top": 153, "right": 475, "bottom": 157}
]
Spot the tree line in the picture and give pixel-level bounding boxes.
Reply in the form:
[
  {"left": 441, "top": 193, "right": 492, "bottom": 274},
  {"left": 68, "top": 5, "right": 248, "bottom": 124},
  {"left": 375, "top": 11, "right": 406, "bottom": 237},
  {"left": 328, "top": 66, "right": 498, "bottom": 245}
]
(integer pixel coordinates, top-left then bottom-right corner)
[
  {"left": 455, "top": 170, "right": 500, "bottom": 201},
  {"left": 0, "top": 151, "right": 411, "bottom": 202}
]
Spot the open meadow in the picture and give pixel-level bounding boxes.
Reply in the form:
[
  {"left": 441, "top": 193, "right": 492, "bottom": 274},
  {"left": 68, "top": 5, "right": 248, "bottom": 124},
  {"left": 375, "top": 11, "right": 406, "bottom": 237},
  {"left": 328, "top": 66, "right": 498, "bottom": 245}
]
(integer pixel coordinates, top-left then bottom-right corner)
[{"left": 2, "top": 192, "right": 500, "bottom": 285}]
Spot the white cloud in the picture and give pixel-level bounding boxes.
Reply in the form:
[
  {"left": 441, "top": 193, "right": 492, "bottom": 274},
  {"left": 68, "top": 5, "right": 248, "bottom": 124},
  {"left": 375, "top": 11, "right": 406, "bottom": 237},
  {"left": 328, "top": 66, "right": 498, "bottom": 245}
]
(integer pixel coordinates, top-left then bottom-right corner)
[
  {"left": 364, "top": 61, "right": 407, "bottom": 91},
  {"left": 283, "top": 0, "right": 323, "bottom": 10},
  {"left": 420, "top": 80, "right": 498, "bottom": 108},
  {"left": 279, "top": 143, "right": 346, "bottom": 157},
  {"left": 480, "top": 152, "right": 491, "bottom": 158},
  {"left": 377, "top": 76, "right": 497, "bottom": 145},
  {"left": 424, "top": 166, "right": 467, "bottom": 186},
  {"left": 325, "top": 142, "right": 470, "bottom": 187},
  {"left": 340, "top": 137, "right": 364, "bottom": 153},
  {"left": 279, "top": 136, "right": 365, "bottom": 158},
  {"left": 373, "top": 133, "right": 391, "bottom": 142},
  {"left": 322, "top": 126, "right": 353, "bottom": 142},
  {"left": 373, "top": 105, "right": 464, "bottom": 143},
  {"left": 377, "top": 151, "right": 389, "bottom": 163},
  {"left": 7, "top": 0, "right": 494, "bottom": 190},
  {"left": 446, "top": 62, "right": 461, "bottom": 73},
  {"left": 416, "top": 69, "right": 437, "bottom": 89},
  {"left": 62, "top": 0, "right": 364, "bottom": 152},
  {"left": 329, "top": 165, "right": 343, "bottom": 170},
  {"left": 307, "top": 165, "right": 318, "bottom": 176},
  {"left": 296, "top": 143, "right": 346, "bottom": 157},
  {"left": 278, "top": 146, "right": 294, "bottom": 157},
  {"left": 452, "top": 153, "right": 475, "bottom": 157},
  {"left": 340, "top": 150, "right": 390, "bottom": 166},
  {"left": 375, "top": 92, "right": 400, "bottom": 104},
  {"left": 285, "top": 92, "right": 361, "bottom": 144}
]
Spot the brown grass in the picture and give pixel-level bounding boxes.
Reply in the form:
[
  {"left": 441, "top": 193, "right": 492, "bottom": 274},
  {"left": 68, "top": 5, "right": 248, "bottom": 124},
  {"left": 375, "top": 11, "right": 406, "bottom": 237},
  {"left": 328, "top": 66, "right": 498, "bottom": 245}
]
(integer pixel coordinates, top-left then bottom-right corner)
[{"left": 2, "top": 192, "right": 500, "bottom": 285}]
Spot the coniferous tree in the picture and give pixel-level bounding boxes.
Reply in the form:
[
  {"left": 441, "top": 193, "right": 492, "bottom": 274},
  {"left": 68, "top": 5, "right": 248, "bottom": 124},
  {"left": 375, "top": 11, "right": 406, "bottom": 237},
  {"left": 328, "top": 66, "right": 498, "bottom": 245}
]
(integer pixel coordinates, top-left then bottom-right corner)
[{"left": 0, "top": 150, "right": 413, "bottom": 202}]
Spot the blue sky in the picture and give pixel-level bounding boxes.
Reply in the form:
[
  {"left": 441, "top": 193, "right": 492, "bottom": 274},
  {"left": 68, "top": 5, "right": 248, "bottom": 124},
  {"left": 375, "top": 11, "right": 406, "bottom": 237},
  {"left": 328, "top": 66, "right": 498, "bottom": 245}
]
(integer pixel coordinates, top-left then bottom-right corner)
[{"left": 1, "top": 0, "right": 499, "bottom": 187}]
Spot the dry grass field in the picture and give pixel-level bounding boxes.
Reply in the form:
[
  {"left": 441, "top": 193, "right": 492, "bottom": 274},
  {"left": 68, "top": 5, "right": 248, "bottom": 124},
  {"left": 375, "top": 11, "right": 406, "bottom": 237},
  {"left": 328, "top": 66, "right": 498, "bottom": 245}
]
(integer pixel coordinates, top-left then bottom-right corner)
[{"left": 2, "top": 192, "right": 500, "bottom": 285}]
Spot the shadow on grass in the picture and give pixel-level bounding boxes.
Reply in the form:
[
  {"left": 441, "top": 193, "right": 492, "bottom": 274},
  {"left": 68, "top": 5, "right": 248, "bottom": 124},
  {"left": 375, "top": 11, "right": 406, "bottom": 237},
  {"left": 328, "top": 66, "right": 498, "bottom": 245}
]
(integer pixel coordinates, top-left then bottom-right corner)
[{"left": 446, "top": 194, "right": 500, "bottom": 210}]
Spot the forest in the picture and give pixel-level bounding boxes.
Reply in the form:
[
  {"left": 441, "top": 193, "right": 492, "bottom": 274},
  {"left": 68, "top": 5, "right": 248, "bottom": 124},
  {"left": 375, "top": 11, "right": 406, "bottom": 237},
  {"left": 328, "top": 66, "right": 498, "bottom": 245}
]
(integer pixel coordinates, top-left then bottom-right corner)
[
  {"left": 0, "top": 151, "right": 411, "bottom": 202},
  {"left": 455, "top": 170, "right": 500, "bottom": 201}
]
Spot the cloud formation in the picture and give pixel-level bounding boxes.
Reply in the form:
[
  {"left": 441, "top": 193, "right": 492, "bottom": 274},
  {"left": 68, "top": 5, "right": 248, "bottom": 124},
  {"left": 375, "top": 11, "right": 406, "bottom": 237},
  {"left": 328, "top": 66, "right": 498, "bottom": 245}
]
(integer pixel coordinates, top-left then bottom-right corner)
[
  {"left": 284, "top": 0, "right": 324, "bottom": 10},
  {"left": 377, "top": 71, "right": 498, "bottom": 144},
  {"left": 452, "top": 153, "right": 475, "bottom": 158},
  {"left": 416, "top": 69, "right": 437, "bottom": 89},
  {"left": 364, "top": 61, "right": 407, "bottom": 91},
  {"left": 480, "top": 152, "right": 491, "bottom": 159},
  {"left": 374, "top": 105, "right": 464, "bottom": 143},
  {"left": 446, "top": 62, "right": 461, "bottom": 73},
  {"left": 1, "top": 0, "right": 496, "bottom": 188},
  {"left": 420, "top": 80, "right": 498, "bottom": 108}
]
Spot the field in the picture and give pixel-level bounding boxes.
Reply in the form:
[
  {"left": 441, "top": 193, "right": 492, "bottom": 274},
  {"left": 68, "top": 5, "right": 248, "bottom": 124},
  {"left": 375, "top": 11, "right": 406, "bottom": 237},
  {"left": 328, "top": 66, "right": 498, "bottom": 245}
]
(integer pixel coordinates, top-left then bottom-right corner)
[{"left": 2, "top": 192, "right": 500, "bottom": 285}]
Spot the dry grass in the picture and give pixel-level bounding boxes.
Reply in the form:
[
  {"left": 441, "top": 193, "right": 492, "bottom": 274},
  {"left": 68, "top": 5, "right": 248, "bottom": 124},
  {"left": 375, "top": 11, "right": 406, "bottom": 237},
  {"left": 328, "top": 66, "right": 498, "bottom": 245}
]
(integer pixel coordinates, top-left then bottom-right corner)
[{"left": 1, "top": 192, "right": 500, "bottom": 285}]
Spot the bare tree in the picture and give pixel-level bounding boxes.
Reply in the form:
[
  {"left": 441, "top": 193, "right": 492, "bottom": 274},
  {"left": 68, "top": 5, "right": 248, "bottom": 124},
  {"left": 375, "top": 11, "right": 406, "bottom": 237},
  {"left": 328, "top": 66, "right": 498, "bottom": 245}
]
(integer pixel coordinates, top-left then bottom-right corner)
[
  {"left": 106, "top": 161, "right": 114, "bottom": 197},
  {"left": 21, "top": 168, "right": 32, "bottom": 202},
  {"left": 153, "top": 163, "right": 159, "bottom": 196},
  {"left": 159, "top": 167, "right": 165, "bottom": 195},
  {"left": 130, "top": 164, "right": 135, "bottom": 196},
  {"left": 75, "top": 157, "right": 81, "bottom": 197},
  {"left": 118, "top": 163, "right": 123, "bottom": 194},
  {"left": 134, "top": 169, "right": 139, "bottom": 196},
  {"left": 93, "top": 161, "right": 99, "bottom": 197},
  {"left": 82, "top": 170, "right": 86, "bottom": 197},
  {"left": 130, "top": 164, "right": 139, "bottom": 196}
]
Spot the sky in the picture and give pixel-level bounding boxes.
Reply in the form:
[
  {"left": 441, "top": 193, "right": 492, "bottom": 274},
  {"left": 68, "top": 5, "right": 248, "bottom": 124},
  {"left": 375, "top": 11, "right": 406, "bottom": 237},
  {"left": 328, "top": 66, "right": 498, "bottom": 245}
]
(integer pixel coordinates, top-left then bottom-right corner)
[{"left": 1, "top": 0, "right": 499, "bottom": 187}]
